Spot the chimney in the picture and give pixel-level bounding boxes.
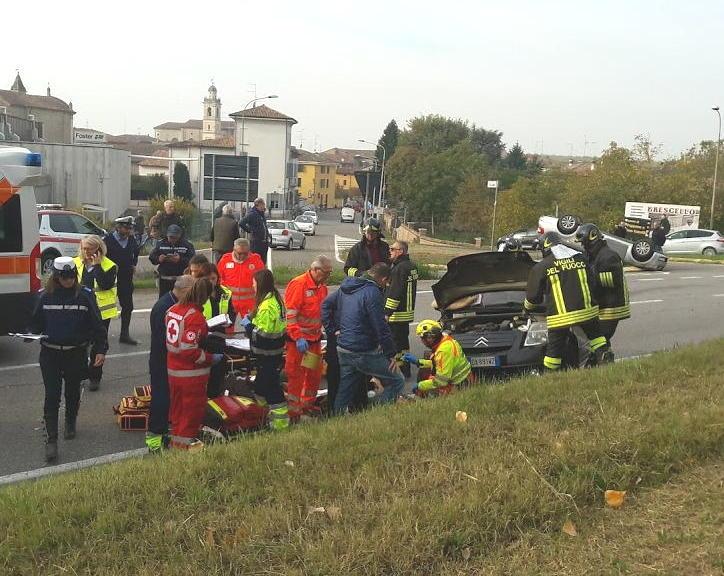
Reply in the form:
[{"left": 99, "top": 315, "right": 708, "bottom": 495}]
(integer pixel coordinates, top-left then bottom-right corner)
[{"left": 47, "top": 84, "right": 51, "bottom": 96}]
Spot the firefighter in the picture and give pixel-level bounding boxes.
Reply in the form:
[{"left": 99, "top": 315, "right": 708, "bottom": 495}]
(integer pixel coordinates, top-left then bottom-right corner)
[
  {"left": 28, "top": 257, "right": 107, "bottom": 462},
  {"left": 344, "top": 217, "right": 390, "bottom": 277},
  {"left": 575, "top": 223, "right": 631, "bottom": 342},
  {"left": 523, "top": 232, "right": 613, "bottom": 371},
  {"left": 402, "top": 320, "right": 472, "bottom": 396},
  {"left": 103, "top": 216, "right": 140, "bottom": 345},
  {"left": 73, "top": 235, "right": 118, "bottom": 391},
  {"left": 241, "top": 269, "right": 289, "bottom": 430},
  {"left": 165, "top": 277, "right": 221, "bottom": 450},
  {"left": 384, "top": 240, "right": 418, "bottom": 377},
  {"left": 218, "top": 238, "right": 265, "bottom": 318},
  {"left": 284, "top": 255, "right": 332, "bottom": 419},
  {"left": 149, "top": 224, "right": 196, "bottom": 297}
]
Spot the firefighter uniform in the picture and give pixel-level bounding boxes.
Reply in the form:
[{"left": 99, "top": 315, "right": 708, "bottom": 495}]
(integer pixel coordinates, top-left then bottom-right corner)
[
  {"left": 524, "top": 244, "right": 609, "bottom": 370},
  {"left": 73, "top": 255, "right": 118, "bottom": 389},
  {"left": 589, "top": 241, "right": 630, "bottom": 341},
  {"left": 202, "top": 284, "right": 234, "bottom": 398},
  {"left": 246, "top": 293, "right": 289, "bottom": 430},
  {"left": 417, "top": 334, "right": 472, "bottom": 395},
  {"left": 284, "top": 271, "right": 328, "bottom": 418},
  {"left": 165, "top": 302, "right": 212, "bottom": 442},
  {"left": 384, "top": 254, "right": 418, "bottom": 376},
  {"left": 217, "top": 251, "right": 265, "bottom": 317}
]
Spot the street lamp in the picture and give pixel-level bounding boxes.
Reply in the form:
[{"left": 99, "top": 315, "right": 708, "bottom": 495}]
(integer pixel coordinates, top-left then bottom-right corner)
[
  {"left": 240, "top": 95, "right": 278, "bottom": 210},
  {"left": 359, "top": 139, "right": 386, "bottom": 215},
  {"left": 711, "top": 106, "right": 721, "bottom": 230}
]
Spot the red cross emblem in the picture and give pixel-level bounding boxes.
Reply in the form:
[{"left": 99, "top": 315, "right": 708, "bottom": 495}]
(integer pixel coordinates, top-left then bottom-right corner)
[{"left": 166, "top": 319, "right": 180, "bottom": 343}]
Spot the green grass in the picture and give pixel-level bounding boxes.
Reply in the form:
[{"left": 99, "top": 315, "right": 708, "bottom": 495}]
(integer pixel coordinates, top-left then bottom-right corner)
[
  {"left": 668, "top": 252, "right": 724, "bottom": 263},
  {"left": 1, "top": 340, "right": 722, "bottom": 575}
]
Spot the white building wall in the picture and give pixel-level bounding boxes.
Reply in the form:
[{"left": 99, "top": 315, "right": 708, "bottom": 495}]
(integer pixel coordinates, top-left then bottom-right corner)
[
  {"left": 168, "top": 145, "right": 236, "bottom": 212},
  {"left": 138, "top": 165, "right": 169, "bottom": 177}
]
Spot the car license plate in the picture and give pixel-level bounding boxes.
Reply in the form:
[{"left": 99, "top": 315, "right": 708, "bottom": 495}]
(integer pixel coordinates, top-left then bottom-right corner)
[{"left": 469, "top": 355, "right": 500, "bottom": 368}]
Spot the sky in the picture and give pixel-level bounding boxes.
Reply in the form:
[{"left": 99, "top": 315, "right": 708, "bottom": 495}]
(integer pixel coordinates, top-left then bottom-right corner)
[{"left": 4, "top": 0, "right": 723, "bottom": 158}]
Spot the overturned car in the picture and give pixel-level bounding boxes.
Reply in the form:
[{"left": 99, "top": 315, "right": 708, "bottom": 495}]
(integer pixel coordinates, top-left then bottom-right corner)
[{"left": 432, "top": 252, "right": 579, "bottom": 376}]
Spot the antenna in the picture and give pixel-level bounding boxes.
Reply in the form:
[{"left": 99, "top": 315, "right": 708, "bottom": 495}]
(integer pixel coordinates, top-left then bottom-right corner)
[{"left": 248, "top": 83, "right": 257, "bottom": 99}]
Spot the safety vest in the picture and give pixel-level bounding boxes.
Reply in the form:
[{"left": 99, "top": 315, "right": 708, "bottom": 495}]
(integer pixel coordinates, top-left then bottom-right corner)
[
  {"left": 202, "top": 285, "right": 232, "bottom": 320},
  {"left": 418, "top": 334, "right": 472, "bottom": 392},
  {"left": 250, "top": 293, "right": 286, "bottom": 355},
  {"left": 284, "top": 272, "right": 327, "bottom": 342},
  {"left": 73, "top": 256, "right": 118, "bottom": 320}
]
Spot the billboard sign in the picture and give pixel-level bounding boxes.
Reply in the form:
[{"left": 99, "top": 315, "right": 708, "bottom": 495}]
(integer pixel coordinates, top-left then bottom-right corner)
[
  {"left": 74, "top": 129, "right": 106, "bottom": 144},
  {"left": 624, "top": 202, "right": 700, "bottom": 234},
  {"left": 203, "top": 154, "right": 259, "bottom": 201}
]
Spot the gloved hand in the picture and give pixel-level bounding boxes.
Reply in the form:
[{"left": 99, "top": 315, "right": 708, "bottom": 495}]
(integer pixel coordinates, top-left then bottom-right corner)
[
  {"left": 240, "top": 315, "right": 251, "bottom": 328},
  {"left": 296, "top": 338, "right": 309, "bottom": 353},
  {"left": 411, "top": 384, "right": 419, "bottom": 395},
  {"left": 402, "top": 352, "right": 419, "bottom": 365},
  {"left": 211, "top": 353, "right": 224, "bottom": 365}
]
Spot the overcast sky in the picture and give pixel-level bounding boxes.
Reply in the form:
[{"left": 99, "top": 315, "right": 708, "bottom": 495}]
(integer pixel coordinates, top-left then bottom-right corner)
[{"left": 4, "top": 0, "right": 722, "bottom": 157}]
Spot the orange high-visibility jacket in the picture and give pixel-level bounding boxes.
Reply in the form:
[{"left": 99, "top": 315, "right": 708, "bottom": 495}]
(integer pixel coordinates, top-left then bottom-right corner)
[{"left": 284, "top": 271, "right": 327, "bottom": 342}]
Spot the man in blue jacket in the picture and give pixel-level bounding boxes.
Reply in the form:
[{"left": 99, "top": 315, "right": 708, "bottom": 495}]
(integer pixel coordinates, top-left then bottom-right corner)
[
  {"left": 239, "top": 197, "right": 270, "bottom": 264},
  {"left": 322, "top": 262, "right": 404, "bottom": 414}
]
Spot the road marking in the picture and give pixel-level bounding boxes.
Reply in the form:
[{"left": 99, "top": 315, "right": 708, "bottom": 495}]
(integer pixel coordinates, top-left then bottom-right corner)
[
  {"left": 0, "top": 350, "right": 150, "bottom": 373},
  {"left": 633, "top": 278, "right": 663, "bottom": 282},
  {"left": 630, "top": 299, "right": 664, "bottom": 305},
  {"left": 417, "top": 290, "right": 433, "bottom": 294},
  {"left": 714, "top": 294, "right": 724, "bottom": 297},
  {"left": 132, "top": 308, "right": 152, "bottom": 314},
  {"left": 680, "top": 276, "right": 702, "bottom": 279},
  {"left": 712, "top": 275, "right": 724, "bottom": 278}
]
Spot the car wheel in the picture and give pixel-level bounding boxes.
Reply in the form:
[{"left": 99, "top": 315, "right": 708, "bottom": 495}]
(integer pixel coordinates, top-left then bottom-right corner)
[
  {"left": 41, "top": 251, "right": 59, "bottom": 276},
  {"left": 702, "top": 247, "right": 717, "bottom": 256},
  {"left": 557, "top": 214, "right": 581, "bottom": 235},
  {"left": 631, "top": 239, "right": 654, "bottom": 262}
]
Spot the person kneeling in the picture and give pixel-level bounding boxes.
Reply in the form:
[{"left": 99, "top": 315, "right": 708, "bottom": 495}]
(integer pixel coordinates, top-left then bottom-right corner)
[{"left": 404, "top": 320, "right": 472, "bottom": 397}]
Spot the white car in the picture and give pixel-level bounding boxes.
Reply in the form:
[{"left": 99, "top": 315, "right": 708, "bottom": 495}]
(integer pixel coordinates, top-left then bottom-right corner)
[
  {"left": 302, "top": 210, "right": 319, "bottom": 224},
  {"left": 663, "top": 229, "right": 723, "bottom": 256},
  {"left": 38, "top": 209, "right": 106, "bottom": 275},
  {"left": 340, "top": 206, "right": 355, "bottom": 223},
  {"left": 538, "top": 214, "right": 668, "bottom": 271},
  {"left": 294, "top": 215, "right": 316, "bottom": 235},
  {"left": 267, "top": 220, "right": 306, "bottom": 250}
]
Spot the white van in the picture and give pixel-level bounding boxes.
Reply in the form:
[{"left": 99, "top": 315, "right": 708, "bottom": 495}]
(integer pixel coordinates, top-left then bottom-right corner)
[
  {"left": 340, "top": 206, "right": 355, "bottom": 223},
  {"left": 0, "top": 147, "right": 43, "bottom": 334}
]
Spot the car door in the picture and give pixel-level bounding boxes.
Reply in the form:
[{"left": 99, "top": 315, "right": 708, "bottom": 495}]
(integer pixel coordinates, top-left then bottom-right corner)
[
  {"left": 663, "top": 230, "right": 687, "bottom": 253},
  {"left": 289, "top": 222, "right": 304, "bottom": 244},
  {"left": 687, "top": 230, "right": 713, "bottom": 252}
]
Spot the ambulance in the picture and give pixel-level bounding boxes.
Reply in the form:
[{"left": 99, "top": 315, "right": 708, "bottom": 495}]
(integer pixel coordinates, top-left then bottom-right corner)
[{"left": 0, "top": 147, "right": 43, "bottom": 334}]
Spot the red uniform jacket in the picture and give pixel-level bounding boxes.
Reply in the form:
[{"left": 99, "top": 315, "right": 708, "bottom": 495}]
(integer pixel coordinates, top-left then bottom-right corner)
[
  {"left": 217, "top": 252, "right": 265, "bottom": 316},
  {"left": 165, "top": 303, "right": 212, "bottom": 387},
  {"left": 284, "top": 272, "right": 328, "bottom": 342}
]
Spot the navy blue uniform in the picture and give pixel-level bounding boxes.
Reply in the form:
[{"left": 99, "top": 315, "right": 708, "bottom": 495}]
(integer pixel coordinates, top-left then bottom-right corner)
[
  {"left": 148, "top": 290, "right": 177, "bottom": 436},
  {"left": 104, "top": 232, "right": 140, "bottom": 339},
  {"left": 239, "top": 207, "right": 270, "bottom": 264},
  {"left": 29, "top": 285, "right": 107, "bottom": 442},
  {"left": 79, "top": 262, "right": 117, "bottom": 383},
  {"left": 149, "top": 238, "right": 195, "bottom": 297}
]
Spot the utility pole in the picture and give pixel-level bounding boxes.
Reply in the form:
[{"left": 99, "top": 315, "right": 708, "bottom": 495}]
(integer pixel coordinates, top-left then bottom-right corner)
[{"left": 711, "top": 106, "right": 721, "bottom": 230}]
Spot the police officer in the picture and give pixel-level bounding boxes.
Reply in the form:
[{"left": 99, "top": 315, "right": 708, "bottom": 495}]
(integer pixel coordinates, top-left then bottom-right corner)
[
  {"left": 523, "top": 232, "right": 613, "bottom": 371},
  {"left": 149, "top": 224, "right": 195, "bottom": 297},
  {"left": 28, "top": 257, "right": 108, "bottom": 462},
  {"left": 384, "top": 240, "right": 418, "bottom": 377},
  {"left": 104, "top": 216, "right": 140, "bottom": 345},
  {"left": 575, "top": 223, "right": 630, "bottom": 342}
]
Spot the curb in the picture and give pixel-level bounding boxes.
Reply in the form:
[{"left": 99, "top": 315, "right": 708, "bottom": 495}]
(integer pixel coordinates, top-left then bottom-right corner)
[{"left": 667, "top": 257, "right": 724, "bottom": 265}]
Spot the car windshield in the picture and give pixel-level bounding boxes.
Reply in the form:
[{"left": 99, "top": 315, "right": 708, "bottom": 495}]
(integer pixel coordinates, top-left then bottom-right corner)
[
  {"left": 480, "top": 291, "right": 526, "bottom": 308},
  {"left": 295, "top": 216, "right": 312, "bottom": 222},
  {"left": 267, "top": 221, "right": 286, "bottom": 230}
]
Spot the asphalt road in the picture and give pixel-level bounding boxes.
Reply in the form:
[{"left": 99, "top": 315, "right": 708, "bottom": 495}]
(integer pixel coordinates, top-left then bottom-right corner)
[{"left": 1, "top": 212, "right": 722, "bottom": 478}]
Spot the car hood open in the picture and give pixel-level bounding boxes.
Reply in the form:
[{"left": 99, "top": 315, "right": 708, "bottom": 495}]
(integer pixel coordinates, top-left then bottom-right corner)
[{"left": 432, "top": 252, "right": 535, "bottom": 310}]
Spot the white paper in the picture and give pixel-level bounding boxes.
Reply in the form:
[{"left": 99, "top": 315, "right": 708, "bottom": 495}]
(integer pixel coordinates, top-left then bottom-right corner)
[
  {"left": 207, "top": 314, "right": 230, "bottom": 329},
  {"left": 225, "top": 338, "right": 251, "bottom": 351},
  {"left": 8, "top": 333, "right": 47, "bottom": 340}
]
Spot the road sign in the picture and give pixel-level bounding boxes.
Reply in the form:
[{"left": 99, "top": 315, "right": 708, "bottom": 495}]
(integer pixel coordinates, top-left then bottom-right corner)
[
  {"left": 203, "top": 154, "right": 259, "bottom": 201},
  {"left": 487, "top": 180, "right": 498, "bottom": 189}
]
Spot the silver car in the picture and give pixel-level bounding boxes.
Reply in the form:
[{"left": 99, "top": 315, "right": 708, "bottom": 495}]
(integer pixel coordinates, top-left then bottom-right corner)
[
  {"left": 663, "top": 229, "right": 723, "bottom": 256},
  {"left": 268, "top": 220, "right": 306, "bottom": 250},
  {"left": 294, "top": 215, "right": 316, "bottom": 235}
]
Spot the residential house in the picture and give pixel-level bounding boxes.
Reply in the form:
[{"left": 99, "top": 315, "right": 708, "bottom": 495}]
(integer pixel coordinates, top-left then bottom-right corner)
[{"left": 296, "top": 148, "right": 340, "bottom": 208}]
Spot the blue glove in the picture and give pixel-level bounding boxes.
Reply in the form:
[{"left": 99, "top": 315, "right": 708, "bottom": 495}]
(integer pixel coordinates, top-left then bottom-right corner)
[
  {"left": 211, "top": 353, "right": 224, "bottom": 365},
  {"left": 402, "top": 352, "right": 419, "bottom": 365},
  {"left": 296, "top": 338, "right": 309, "bottom": 353},
  {"left": 411, "top": 384, "right": 419, "bottom": 394},
  {"left": 240, "top": 315, "right": 251, "bottom": 328}
]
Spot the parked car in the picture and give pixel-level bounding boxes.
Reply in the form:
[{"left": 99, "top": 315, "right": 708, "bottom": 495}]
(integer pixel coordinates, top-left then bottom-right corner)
[
  {"left": 496, "top": 228, "right": 540, "bottom": 250},
  {"left": 303, "top": 210, "right": 319, "bottom": 224},
  {"left": 662, "top": 229, "right": 723, "bottom": 255},
  {"left": 432, "top": 252, "right": 579, "bottom": 375},
  {"left": 340, "top": 206, "right": 355, "bottom": 223},
  {"left": 294, "top": 215, "right": 316, "bottom": 235},
  {"left": 267, "top": 220, "right": 306, "bottom": 250},
  {"left": 538, "top": 214, "right": 667, "bottom": 271},
  {"left": 38, "top": 208, "right": 106, "bottom": 275}
]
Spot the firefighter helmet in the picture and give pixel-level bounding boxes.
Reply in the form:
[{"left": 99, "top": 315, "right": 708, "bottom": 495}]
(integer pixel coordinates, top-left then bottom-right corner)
[
  {"left": 575, "top": 223, "right": 603, "bottom": 250},
  {"left": 416, "top": 319, "right": 443, "bottom": 338},
  {"left": 540, "top": 232, "right": 561, "bottom": 257}
]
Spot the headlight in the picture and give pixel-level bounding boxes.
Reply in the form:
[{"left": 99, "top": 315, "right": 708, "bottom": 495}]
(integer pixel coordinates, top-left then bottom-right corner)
[{"left": 524, "top": 321, "right": 548, "bottom": 347}]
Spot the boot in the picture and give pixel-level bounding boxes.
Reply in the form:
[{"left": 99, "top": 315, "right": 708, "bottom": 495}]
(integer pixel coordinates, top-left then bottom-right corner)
[
  {"left": 45, "top": 413, "right": 59, "bottom": 462},
  {"left": 64, "top": 416, "right": 77, "bottom": 440},
  {"left": 45, "top": 441, "right": 58, "bottom": 462},
  {"left": 88, "top": 379, "right": 100, "bottom": 391},
  {"left": 119, "top": 311, "right": 138, "bottom": 345}
]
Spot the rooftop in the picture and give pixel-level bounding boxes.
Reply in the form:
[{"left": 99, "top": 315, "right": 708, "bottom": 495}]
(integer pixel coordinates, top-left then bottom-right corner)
[
  {"left": 167, "top": 136, "right": 235, "bottom": 149},
  {"left": 139, "top": 149, "right": 169, "bottom": 168},
  {"left": 0, "top": 73, "right": 73, "bottom": 113},
  {"left": 154, "top": 119, "right": 235, "bottom": 130},
  {"left": 229, "top": 104, "right": 297, "bottom": 124}
]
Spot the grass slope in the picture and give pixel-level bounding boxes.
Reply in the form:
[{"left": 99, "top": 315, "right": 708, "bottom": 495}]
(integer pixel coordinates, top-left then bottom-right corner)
[{"left": 1, "top": 340, "right": 722, "bottom": 575}]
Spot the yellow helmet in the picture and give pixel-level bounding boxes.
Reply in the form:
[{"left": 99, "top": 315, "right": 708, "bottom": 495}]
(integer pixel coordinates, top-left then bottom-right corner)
[{"left": 416, "top": 319, "right": 443, "bottom": 338}]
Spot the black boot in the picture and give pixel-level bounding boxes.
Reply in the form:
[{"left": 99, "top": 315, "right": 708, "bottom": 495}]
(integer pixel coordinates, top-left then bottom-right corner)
[
  {"left": 119, "top": 311, "right": 138, "bottom": 345},
  {"left": 88, "top": 379, "right": 100, "bottom": 391},
  {"left": 45, "top": 441, "right": 58, "bottom": 462},
  {"left": 45, "top": 413, "right": 59, "bottom": 462}
]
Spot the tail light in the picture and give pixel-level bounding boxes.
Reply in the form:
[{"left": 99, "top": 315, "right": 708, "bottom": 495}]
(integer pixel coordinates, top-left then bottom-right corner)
[
  {"left": 537, "top": 226, "right": 543, "bottom": 234},
  {"left": 282, "top": 229, "right": 289, "bottom": 236},
  {"left": 717, "top": 237, "right": 724, "bottom": 243},
  {"left": 30, "top": 242, "right": 42, "bottom": 292}
]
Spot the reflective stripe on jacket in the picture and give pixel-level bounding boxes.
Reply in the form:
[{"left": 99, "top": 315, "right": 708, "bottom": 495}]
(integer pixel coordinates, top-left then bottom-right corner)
[
  {"left": 418, "top": 334, "right": 471, "bottom": 391},
  {"left": 285, "top": 272, "right": 327, "bottom": 342},
  {"left": 249, "top": 293, "right": 286, "bottom": 355},
  {"left": 590, "top": 242, "right": 631, "bottom": 321},
  {"left": 202, "top": 285, "right": 232, "bottom": 319},
  {"left": 384, "top": 255, "right": 418, "bottom": 323},
  {"left": 73, "top": 256, "right": 118, "bottom": 320},
  {"left": 165, "top": 303, "right": 211, "bottom": 383},
  {"left": 217, "top": 252, "right": 265, "bottom": 316}
]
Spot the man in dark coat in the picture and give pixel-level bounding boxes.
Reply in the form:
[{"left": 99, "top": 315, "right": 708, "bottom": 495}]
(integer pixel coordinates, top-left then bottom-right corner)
[
  {"left": 149, "top": 225, "right": 195, "bottom": 297},
  {"left": 104, "top": 216, "right": 140, "bottom": 344},
  {"left": 343, "top": 217, "right": 391, "bottom": 277},
  {"left": 239, "top": 197, "right": 270, "bottom": 264},
  {"left": 210, "top": 203, "right": 240, "bottom": 263},
  {"left": 650, "top": 221, "right": 667, "bottom": 250}
]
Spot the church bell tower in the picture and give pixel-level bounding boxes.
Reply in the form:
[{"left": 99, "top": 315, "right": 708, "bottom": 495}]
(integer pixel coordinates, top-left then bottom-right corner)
[{"left": 202, "top": 82, "right": 221, "bottom": 140}]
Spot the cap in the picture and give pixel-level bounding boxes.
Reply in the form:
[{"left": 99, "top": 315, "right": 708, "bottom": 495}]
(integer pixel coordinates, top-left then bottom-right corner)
[
  {"left": 167, "top": 224, "right": 182, "bottom": 237},
  {"left": 52, "top": 256, "right": 77, "bottom": 278},
  {"left": 115, "top": 216, "right": 135, "bottom": 226}
]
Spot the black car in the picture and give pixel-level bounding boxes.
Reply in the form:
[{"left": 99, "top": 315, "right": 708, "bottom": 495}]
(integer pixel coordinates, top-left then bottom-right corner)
[
  {"left": 432, "top": 252, "right": 578, "bottom": 376},
  {"left": 496, "top": 228, "right": 540, "bottom": 250}
]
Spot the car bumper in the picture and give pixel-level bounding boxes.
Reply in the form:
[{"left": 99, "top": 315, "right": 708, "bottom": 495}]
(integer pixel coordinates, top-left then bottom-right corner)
[
  {"left": 465, "top": 343, "right": 546, "bottom": 375},
  {"left": 271, "top": 238, "right": 290, "bottom": 248}
]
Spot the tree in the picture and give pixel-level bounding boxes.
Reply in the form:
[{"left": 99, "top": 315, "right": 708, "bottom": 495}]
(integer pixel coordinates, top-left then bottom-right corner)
[
  {"left": 376, "top": 119, "right": 399, "bottom": 164},
  {"left": 173, "top": 162, "right": 193, "bottom": 202},
  {"left": 470, "top": 127, "right": 505, "bottom": 164},
  {"left": 504, "top": 142, "right": 527, "bottom": 170}
]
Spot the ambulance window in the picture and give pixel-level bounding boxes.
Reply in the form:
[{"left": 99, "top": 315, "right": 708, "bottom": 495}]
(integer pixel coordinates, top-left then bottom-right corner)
[
  {"left": 0, "top": 195, "right": 23, "bottom": 253},
  {"left": 49, "top": 213, "right": 78, "bottom": 233}
]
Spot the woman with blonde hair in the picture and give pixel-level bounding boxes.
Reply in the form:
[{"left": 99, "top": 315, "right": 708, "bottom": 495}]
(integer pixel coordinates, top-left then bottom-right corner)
[{"left": 73, "top": 234, "right": 118, "bottom": 391}]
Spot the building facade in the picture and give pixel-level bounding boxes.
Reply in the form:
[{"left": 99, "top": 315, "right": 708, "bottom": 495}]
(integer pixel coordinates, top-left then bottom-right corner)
[
  {"left": 320, "top": 147, "right": 376, "bottom": 199},
  {"left": 296, "top": 149, "right": 340, "bottom": 208},
  {"left": 154, "top": 84, "right": 234, "bottom": 142}
]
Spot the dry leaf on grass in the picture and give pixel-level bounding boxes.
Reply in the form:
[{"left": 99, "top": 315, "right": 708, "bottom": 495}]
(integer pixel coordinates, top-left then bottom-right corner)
[
  {"left": 604, "top": 489, "right": 626, "bottom": 508},
  {"left": 462, "top": 547, "right": 471, "bottom": 560},
  {"left": 204, "top": 527, "right": 216, "bottom": 548},
  {"left": 455, "top": 411, "right": 468, "bottom": 423},
  {"left": 326, "top": 506, "right": 342, "bottom": 521},
  {"left": 284, "top": 460, "right": 295, "bottom": 467},
  {"left": 562, "top": 519, "right": 578, "bottom": 536},
  {"left": 307, "top": 506, "right": 326, "bottom": 515}
]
